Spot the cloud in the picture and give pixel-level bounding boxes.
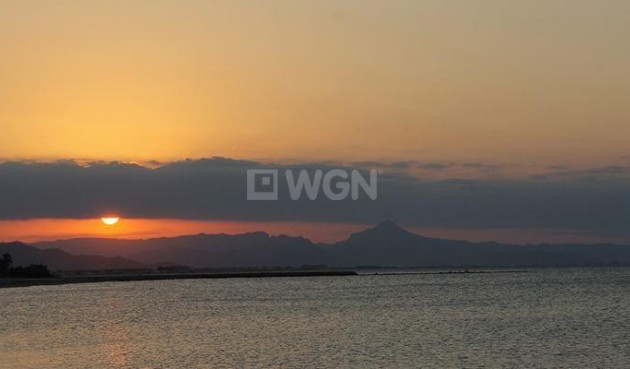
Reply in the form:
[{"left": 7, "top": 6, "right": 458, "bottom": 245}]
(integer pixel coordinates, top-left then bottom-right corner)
[
  {"left": 417, "top": 162, "right": 450, "bottom": 170},
  {"left": 0, "top": 158, "right": 629, "bottom": 235},
  {"left": 460, "top": 162, "right": 500, "bottom": 171},
  {"left": 351, "top": 160, "right": 502, "bottom": 175},
  {"left": 533, "top": 165, "right": 630, "bottom": 181},
  {"left": 351, "top": 161, "right": 415, "bottom": 169}
]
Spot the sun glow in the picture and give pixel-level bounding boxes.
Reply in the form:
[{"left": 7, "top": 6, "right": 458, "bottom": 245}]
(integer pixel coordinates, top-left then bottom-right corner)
[{"left": 101, "top": 217, "right": 120, "bottom": 226}]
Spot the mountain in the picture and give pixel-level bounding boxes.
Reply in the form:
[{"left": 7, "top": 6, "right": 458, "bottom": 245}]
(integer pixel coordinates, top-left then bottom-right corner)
[
  {"left": 35, "top": 232, "right": 333, "bottom": 268},
  {"left": 330, "top": 220, "right": 484, "bottom": 266},
  {"left": 332, "top": 221, "right": 630, "bottom": 267},
  {"left": 0, "top": 242, "right": 148, "bottom": 271},
  {"left": 29, "top": 221, "right": 630, "bottom": 269}
]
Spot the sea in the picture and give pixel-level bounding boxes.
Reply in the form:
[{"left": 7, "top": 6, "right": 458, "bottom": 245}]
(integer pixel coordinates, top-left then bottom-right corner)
[{"left": 1, "top": 268, "right": 629, "bottom": 368}]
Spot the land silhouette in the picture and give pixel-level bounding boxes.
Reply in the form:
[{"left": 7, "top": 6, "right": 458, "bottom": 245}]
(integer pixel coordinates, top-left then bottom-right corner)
[
  {"left": 0, "top": 252, "right": 51, "bottom": 278},
  {"left": 2, "top": 221, "right": 630, "bottom": 273}
]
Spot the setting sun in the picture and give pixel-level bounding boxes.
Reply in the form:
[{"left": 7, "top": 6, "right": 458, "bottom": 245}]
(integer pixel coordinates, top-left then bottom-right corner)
[{"left": 101, "top": 217, "right": 120, "bottom": 226}]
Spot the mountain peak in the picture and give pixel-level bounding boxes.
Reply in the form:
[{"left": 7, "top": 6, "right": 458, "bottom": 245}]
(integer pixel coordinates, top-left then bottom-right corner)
[
  {"left": 344, "top": 220, "right": 417, "bottom": 242},
  {"left": 372, "top": 220, "right": 403, "bottom": 231}
]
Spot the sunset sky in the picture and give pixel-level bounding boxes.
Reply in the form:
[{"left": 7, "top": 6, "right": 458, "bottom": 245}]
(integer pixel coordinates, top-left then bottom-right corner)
[{"left": 1, "top": 1, "right": 629, "bottom": 243}]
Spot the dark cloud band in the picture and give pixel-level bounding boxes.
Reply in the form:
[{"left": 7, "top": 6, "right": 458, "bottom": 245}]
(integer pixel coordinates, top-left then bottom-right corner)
[{"left": 0, "top": 158, "right": 629, "bottom": 236}]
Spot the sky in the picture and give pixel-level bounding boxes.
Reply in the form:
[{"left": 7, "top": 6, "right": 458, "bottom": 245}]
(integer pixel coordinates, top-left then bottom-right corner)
[{"left": 0, "top": 1, "right": 629, "bottom": 243}]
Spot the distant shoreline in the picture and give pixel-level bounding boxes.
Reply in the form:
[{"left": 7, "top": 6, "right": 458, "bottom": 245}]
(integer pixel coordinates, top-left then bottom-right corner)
[
  {"left": 363, "top": 270, "right": 527, "bottom": 276},
  {"left": 0, "top": 269, "right": 537, "bottom": 289},
  {"left": 0, "top": 270, "right": 358, "bottom": 289}
]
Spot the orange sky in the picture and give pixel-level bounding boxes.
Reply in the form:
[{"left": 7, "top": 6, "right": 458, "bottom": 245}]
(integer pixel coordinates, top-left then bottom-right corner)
[
  {"left": 1, "top": 218, "right": 627, "bottom": 245},
  {"left": 1, "top": 0, "right": 629, "bottom": 166},
  {"left": 0, "top": 219, "right": 365, "bottom": 244}
]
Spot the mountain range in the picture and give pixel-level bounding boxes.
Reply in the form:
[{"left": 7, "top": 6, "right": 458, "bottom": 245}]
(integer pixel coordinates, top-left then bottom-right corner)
[
  {"left": 2, "top": 221, "right": 630, "bottom": 271},
  {"left": 0, "top": 241, "right": 147, "bottom": 271}
]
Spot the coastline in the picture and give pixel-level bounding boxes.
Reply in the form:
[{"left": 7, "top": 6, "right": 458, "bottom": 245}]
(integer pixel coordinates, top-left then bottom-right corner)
[
  {"left": 0, "top": 270, "right": 358, "bottom": 289},
  {"left": 0, "top": 269, "right": 534, "bottom": 289}
]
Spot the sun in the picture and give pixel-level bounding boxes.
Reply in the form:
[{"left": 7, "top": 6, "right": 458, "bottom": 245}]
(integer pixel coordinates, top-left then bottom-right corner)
[{"left": 101, "top": 217, "right": 120, "bottom": 226}]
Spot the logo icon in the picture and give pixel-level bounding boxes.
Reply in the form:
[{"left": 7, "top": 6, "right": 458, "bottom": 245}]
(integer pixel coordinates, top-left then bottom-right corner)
[{"left": 247, "top": 169, "right": 278, "bottom": 200}]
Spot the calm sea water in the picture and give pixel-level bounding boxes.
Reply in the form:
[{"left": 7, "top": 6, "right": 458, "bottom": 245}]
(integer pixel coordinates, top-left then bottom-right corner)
[{"left": 1, "top": 268, "right": 630, "bottom": 368}]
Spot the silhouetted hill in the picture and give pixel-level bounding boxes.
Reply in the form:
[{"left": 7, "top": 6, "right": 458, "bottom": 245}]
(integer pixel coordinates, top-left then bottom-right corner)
[
  {"left": 331, "top": 221, "right": 480, "bottom": 266},
  {"left": 31, "top": 222, "right": 630, "bottom": 268},
  {"left": 36, "top": 232, "right": 333, "bottom": 268},
  {"left": 0, "top": 242, "right": 148, "bottom": 271},
  {"left": 331, "top": 221, "right": 630, "bottom": 267}
]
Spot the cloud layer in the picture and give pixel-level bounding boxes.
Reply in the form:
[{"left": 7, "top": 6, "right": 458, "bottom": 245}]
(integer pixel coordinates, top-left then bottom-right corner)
[{"left": 1, "top": 158, "right": 629, "bottom": 237}]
